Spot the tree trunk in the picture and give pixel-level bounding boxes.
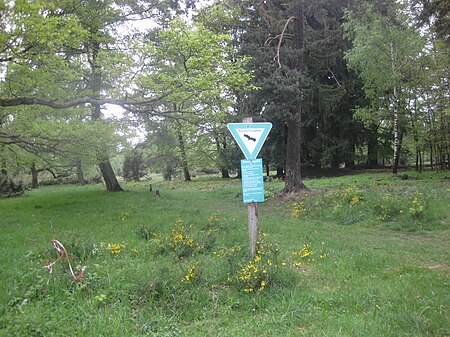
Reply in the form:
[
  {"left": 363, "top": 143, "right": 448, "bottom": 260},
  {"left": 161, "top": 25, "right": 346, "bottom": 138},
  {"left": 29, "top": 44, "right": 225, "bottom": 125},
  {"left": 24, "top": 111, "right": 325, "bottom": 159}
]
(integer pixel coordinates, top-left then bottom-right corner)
[
  {"left": 331, "top": 154, "right": 340, "bottom": 169},
  {"left": 284, "top": 1, "right": 305, "bottom": 193},
  {"left": 438, "top": 144, "right": 445, "bottom": 170},
  {"left": 90, "top": 41, "right": 123, "bottom": 192},
  {"left": 76, "top": 160, "right": 85, "bottom": 185},
  {"left": 0, "top": 149, "right": 7, "bottom": 175},
  {"left": 91, "top": 105, "right": 123, "bottom": 191},
  {"left": 409, "top": 103, "right": 422, "bottom": 173},
  {"left": 284, "top": 112, "right": 305, "bottom": 192},
  {"left": 430, "top": 142, "right": 434, "bottom": 170},
  {"left": 236, "top": 169, "right": 242, "bottom": 179},
  {"left": 443, "top": 105, "right": 450, "bottom": 169},
  {"left": 419, "top": 148, "right": 423, "bottom": 172},
  {"left": 390, "top": 42, "right": 402, "bottom": 175},
  {"left": 416, "top": 147, "right": 422, "bottom": 172},
  {"left": 392, "top": 111, "right": 401, "bottom": 175},
  {"left": 221, "top": 168, "right": 231, "bottom": 179},
  {"left": 97, "top": 161, "right": 121, "bottom": 191},
  {"left": 367, "top": 126, "right": 379, "bottom": 168},
  {"left": 392, "top": 90, "right": 402, "bottom": 175},
  {"left": 177, "top": 131, "right": 191, "bottom": 182},
  {"left": 214, "top": 134, "right": 230, "bottom": 179},
  {"left": 276, "top": 166, "right": 285, "bottom": 179},
  {"left": 31, "top": 163, "right": 38, "bottom": 189}
]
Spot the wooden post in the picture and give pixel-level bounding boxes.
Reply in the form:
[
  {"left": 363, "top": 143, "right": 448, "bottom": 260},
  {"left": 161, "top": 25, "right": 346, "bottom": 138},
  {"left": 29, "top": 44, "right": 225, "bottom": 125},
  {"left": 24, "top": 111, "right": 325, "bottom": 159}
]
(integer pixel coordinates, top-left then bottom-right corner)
[
  {"left": 248, "top": 201, "right": 259, "bottom": 257},
  {"left": 243, "top": 117, "right": 259, "bottom": 257}
]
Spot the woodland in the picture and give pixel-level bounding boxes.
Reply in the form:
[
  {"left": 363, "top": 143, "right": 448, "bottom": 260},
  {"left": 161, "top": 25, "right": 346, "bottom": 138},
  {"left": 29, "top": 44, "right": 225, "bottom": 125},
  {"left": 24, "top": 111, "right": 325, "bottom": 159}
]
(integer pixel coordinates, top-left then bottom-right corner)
[
  {"left": 1, "top": 2, "right": 449, "bottom": 335},
  {"left": 0, "top": 0, "right": 449, "bottom": 195}
]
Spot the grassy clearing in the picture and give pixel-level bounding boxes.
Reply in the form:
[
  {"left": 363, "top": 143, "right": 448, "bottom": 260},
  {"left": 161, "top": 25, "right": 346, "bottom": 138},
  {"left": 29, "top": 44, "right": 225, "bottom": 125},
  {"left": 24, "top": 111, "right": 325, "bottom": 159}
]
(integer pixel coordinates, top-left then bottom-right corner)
[{"left": 0, "top": 171, "right": 448, "bottom": 336}]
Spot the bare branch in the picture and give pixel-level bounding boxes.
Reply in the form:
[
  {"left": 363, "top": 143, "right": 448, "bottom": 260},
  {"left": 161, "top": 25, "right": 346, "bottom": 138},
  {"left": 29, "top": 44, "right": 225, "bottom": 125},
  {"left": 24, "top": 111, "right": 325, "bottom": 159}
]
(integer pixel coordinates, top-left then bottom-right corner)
[
  {"left": 327, "top": 66, "right": 348, "bottom": 93},
  {"left": 264, "top": 34, "right": 293, "bottom": 46},
  {"left": 275, "top": 16, "right": 297, "bottom": 68}
]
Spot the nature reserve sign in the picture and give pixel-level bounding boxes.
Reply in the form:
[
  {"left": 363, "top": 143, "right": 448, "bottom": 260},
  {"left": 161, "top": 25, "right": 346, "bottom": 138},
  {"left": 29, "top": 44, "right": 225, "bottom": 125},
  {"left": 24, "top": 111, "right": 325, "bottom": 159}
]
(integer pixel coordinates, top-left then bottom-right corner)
[
  {"left": 227, "top": 121, "right": 272, "bottom": 257},
  {"left": 226, "top": 123, "right": 272, "bottom": 160},
  {"left": 227, "top": 122, "right": 272, "bottom": 203}
]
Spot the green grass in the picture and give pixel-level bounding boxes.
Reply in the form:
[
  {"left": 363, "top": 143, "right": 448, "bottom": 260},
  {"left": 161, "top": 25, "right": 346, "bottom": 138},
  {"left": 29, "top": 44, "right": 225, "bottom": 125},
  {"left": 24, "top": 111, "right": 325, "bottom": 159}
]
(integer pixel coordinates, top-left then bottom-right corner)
[{"left": 0, "top": 171, "right": 449, "bottom": 336}]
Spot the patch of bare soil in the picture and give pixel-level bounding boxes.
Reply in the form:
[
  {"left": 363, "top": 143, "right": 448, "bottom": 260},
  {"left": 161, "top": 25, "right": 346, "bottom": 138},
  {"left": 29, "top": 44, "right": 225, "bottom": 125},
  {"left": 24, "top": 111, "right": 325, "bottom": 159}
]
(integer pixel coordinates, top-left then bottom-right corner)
[
  {"left": 426, "top": 263, "right": 449, "bottom": 272},
  {"left": 393, "top": 232, "right": 449, "bottom": 244},
  {"left": 301, "top": 167, "right": 390, "bottom": 178},
  {"left": 278, "top": 188, "right": 320, "bottom": 202}
]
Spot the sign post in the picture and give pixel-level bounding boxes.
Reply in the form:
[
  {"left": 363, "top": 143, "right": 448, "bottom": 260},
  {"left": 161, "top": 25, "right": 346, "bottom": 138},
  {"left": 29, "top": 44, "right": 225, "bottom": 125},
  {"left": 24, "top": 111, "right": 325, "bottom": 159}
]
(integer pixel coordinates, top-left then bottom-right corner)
[{"left": 227, "top": 119, "right": 272, "bottom": 257}]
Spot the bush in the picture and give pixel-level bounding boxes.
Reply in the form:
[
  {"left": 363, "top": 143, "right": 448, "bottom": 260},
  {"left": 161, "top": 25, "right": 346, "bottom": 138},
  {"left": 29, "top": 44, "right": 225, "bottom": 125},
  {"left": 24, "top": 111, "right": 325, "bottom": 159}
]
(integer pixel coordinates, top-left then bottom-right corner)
[{"left": 0, "top": 172, "right": 26, "bottom": 198}]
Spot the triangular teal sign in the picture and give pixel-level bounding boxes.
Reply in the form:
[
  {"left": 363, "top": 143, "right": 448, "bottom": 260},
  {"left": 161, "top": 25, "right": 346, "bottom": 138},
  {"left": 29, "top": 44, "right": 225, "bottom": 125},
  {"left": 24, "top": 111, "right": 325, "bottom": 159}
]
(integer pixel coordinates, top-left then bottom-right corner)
[{"left": 227, "top": 123, "right": 272, "bottom": 160}]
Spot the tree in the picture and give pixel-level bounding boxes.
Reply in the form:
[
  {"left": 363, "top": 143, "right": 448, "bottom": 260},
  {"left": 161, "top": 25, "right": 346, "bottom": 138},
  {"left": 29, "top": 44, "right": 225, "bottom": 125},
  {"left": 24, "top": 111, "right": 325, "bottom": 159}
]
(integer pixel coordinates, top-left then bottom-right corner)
[
  {"left": 0, "top": 104, "right": 127, "bottom": 188},
  {"left": 1, "top": 0, "right": 120, "bottom": 190},
  {"left": 132, "top": 16, "right": 254, "bottom": 179},
  {"left": 283, "top": 1, "right": 306, "bottom": 191},
  {"left": 123, "top": 145, "right": 146, "bottom": 182},
  {"left": 237, "top": 0, "right": 367, "bottom": 189},
  {"left": 344, "top": 1, "right": 426, "bottom": 174},
  {"left": 142, "top": 120, "right": 182, "bottom": 181},
  {"left": 300, "top": 0, "right": 367, "bottom": 170},
  {"left": 195, "top": 3, "right": 254, "bottom": 178},
  {"left": 413, "top": 38, "right": 449, "bottom": 170},
  {"left": 0, "top": 0, "right": 193, "bottom": 191},
  {"left": 413, "top": 0, "right": 450, "bottom": 42},
  {"left": 238, "top": 0, "right": 307, "bottom": 192}
]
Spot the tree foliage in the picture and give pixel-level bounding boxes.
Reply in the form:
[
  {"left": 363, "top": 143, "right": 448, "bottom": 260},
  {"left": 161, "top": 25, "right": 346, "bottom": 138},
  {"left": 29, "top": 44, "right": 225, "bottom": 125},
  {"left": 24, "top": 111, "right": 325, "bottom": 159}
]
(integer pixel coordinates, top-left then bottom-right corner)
[
  {"left": 343, "top": 0, "right": 444, "bottom": 173},
  {"left": 130, "top": 13, "right": 254, "bottom": 179}
]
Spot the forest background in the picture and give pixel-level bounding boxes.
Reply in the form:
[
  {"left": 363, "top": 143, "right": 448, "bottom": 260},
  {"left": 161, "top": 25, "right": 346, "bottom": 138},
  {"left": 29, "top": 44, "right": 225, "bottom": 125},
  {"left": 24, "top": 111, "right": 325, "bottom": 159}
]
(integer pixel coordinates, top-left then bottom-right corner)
[{"left": 0, "top": 0, "right": 448, "bottom": 192}]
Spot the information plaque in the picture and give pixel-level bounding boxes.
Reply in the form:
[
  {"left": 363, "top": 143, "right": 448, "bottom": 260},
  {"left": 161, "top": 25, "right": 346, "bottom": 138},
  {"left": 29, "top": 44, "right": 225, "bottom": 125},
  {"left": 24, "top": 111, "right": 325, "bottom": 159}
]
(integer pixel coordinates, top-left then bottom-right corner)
[{"left": 241, "top": 159, "right": 264, "bottom": 203}]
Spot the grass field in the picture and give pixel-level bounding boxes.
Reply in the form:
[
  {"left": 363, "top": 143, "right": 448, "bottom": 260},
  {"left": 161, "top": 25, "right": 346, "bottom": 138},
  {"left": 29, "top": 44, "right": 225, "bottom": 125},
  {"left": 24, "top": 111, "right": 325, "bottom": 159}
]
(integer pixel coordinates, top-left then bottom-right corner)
[{"left": 0, "top": 171, "right": 449, "bottom": 336}]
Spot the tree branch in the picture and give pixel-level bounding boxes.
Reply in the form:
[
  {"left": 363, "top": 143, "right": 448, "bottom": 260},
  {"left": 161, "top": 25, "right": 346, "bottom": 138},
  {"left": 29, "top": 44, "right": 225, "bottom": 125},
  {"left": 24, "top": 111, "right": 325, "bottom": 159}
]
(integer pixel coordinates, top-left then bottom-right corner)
[
  {"left": 264, "top": 34, "right": 293, "bottom": 46},
  {"left": 274, "top": 16, "right": 297, "bottom": 68},
  {"left": 327, "top": 66, "right": 348, "bottom": 93},
  {"left": 0, "top": 92, "right": 173, "bottom": 110}
]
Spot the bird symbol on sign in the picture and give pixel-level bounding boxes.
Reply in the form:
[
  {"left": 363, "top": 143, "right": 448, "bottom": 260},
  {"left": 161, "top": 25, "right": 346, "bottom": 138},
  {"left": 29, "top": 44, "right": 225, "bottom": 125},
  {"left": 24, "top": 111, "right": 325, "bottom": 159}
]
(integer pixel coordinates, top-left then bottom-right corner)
[{"left": 244, "top": 134, "right": 256, "bottom": 142}]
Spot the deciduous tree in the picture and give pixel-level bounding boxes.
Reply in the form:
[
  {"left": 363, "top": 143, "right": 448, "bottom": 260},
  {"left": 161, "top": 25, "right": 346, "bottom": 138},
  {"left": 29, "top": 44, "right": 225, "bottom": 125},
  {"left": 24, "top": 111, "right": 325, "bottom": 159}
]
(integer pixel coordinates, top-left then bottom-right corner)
[{"left": 344, "top": 1, "right": 426, "bottom": 174}]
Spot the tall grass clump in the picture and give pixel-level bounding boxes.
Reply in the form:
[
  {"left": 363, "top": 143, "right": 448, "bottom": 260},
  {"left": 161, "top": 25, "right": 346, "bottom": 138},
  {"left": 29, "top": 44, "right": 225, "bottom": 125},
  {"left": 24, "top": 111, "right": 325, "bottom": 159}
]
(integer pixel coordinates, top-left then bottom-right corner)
[
  {"left": 291, "top": 184, "right": 367, "bottom": 225},
  {"left": 291, "top": 175, "right": 447, "bottom": 231}
]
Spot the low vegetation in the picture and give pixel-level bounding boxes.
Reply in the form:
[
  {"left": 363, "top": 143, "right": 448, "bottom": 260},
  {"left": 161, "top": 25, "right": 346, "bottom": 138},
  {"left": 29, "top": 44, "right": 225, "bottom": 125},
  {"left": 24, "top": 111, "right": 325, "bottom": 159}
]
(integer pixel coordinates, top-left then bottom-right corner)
[{"left": 0, "top": 171, "right": 448, "bottom": 336}]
